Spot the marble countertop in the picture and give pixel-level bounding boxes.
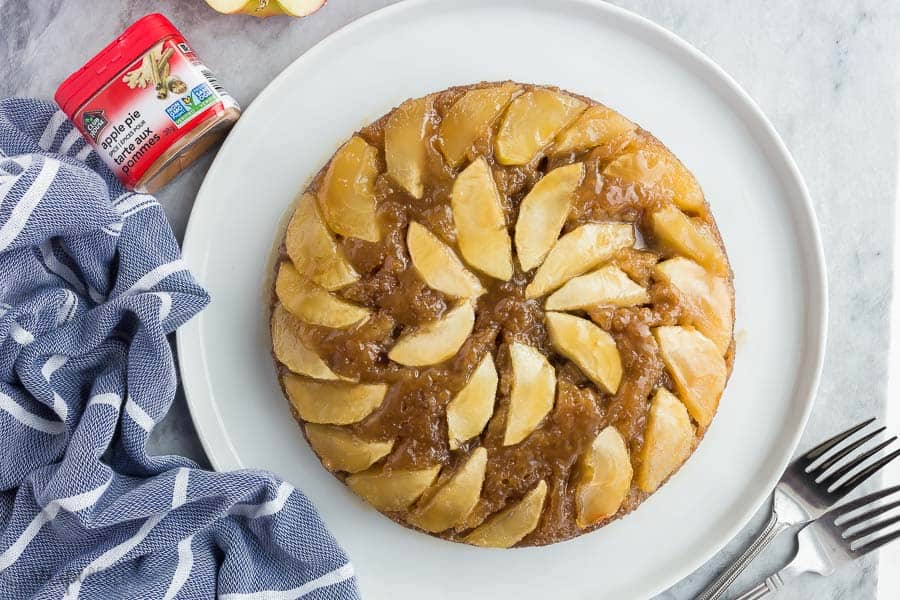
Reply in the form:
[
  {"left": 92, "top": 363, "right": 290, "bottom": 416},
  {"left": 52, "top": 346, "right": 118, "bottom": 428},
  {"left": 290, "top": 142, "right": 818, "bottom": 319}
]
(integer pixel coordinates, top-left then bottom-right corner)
[{"left": 2, "top": 0, "right": 897, "bottom": 598}]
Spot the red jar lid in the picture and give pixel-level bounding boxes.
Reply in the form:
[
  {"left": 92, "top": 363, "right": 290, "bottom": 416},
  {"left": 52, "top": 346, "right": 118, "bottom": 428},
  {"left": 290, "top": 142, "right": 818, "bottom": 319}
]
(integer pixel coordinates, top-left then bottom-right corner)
[{"left": 55, "top": 13, "right": 181, "bottom": 116}]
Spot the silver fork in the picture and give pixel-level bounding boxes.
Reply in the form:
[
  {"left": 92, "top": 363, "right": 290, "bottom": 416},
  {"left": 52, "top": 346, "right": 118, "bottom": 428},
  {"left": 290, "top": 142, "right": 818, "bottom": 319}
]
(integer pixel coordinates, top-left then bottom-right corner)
[
  {"left": 734, "top": 483, "right": 900, "bottom": 599},
  {"left": 697, "top": 418, "right": 900, "bottom": 600}
]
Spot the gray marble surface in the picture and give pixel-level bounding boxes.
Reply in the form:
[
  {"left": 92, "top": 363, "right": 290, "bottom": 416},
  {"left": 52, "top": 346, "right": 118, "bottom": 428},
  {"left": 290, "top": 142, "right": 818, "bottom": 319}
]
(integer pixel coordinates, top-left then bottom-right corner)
[{"left": 1, "top": 1, "right": 897, "bottom": 598}]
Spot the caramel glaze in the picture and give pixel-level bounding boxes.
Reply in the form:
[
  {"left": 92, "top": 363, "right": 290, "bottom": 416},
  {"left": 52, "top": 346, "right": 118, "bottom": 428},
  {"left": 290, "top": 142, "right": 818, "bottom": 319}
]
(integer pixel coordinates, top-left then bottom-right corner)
[{"left": 271, "top": 82, "right": 735, "bottom": 546}]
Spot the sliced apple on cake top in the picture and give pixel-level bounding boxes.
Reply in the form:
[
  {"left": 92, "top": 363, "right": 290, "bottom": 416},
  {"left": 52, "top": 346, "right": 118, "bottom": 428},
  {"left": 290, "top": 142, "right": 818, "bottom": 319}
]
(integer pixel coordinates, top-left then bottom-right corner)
[
  {"left": 451, "top": 157, "right": 514, "bottom": 280},
  {"left": 317, "top": 136, "right": 381, "bottom": 243},
  {"left": 464, "top": 480, "right": 548, "bottom": 548},
  {"left": 439, "top": 83, "right": 520, "bottom": 167},
  {"left": 494, "top": 89, "right": 586, "bottom": 165},
  {"left": 408, "top": 447, "right": 488, "bottom": 533},
  {"left": 407, "top": 221, "right": 484, "bottom": 299},
  {"left": 575, "top": 426, "right": 633, "bottom": 528},
  {"left": 388, "top": 301, "right": 475, "bottom": 367},
  {"left": 385, "top": 96, "right": 432, "bottom": 199},
  {"left": 503, "top": 342, "right": 556, "bottom": 446}
]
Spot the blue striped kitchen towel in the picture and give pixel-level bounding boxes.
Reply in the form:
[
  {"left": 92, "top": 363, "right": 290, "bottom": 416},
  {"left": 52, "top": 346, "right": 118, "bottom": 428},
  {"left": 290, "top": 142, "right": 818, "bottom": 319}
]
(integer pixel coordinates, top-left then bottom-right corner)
[{"left": 0, "top": 98, "right": 360, "bottom": 599}]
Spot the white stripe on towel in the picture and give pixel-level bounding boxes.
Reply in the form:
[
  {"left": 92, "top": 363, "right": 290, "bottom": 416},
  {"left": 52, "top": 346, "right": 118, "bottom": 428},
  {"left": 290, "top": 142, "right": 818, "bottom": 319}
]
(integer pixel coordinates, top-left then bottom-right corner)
[
  {"left": 219, "top": 563, "right": 355, "bottom": 600},
  {"left": 0, "top": 159, "right": 59, "bottom": 252},
  {"left": 0, "top": 392, "right": 63, "bottom": 434},
  {"left": 38, "top": 111, "right": 67, "bottom": 150},
  {"left": 229, "top": 482, "right": 294, "bottom": 519},
  {"left": 121, "top": 260, "right": 186, "bottom": 297}
]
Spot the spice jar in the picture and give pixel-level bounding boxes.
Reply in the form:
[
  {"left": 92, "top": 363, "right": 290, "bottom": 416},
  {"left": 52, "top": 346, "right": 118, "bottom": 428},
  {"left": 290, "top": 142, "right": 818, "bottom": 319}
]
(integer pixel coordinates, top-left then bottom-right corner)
[{"left": 55, "top": 13, "right": 240, "bottom": 193}]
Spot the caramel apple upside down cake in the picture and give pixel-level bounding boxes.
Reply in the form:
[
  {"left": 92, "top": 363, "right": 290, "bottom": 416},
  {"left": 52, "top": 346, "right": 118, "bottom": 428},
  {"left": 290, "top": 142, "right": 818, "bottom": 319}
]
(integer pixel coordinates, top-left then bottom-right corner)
[{"left": 268, "top": 82, "right": 734, "bottom": 548}]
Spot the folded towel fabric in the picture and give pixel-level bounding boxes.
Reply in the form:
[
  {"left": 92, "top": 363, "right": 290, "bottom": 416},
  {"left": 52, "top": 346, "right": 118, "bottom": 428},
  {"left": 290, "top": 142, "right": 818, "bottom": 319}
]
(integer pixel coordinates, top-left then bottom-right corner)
[{"left": 0, "top": 99, "right": 359, "bottom": 599}]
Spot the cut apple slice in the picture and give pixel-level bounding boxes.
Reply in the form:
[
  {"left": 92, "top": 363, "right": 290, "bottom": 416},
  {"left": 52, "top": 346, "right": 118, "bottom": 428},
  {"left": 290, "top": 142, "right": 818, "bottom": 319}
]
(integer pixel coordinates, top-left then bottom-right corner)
[
  {"left": 463, "top": 480, "right": 548, "bottom": 548},
  {"left": 271, "top": 304, "right": 344, "bottom": 380},
  {"left": 388, "top": 302, "right": 475, "bottom": 366},
  {"left": 346, "top": 464, "right": 441, "bottom": 512},
  {"left": 285, "top": 193, "right": 358, "bottom": 291},
  {"left": 651, "top": 205, "right": 728, "bottom": 276},
  {"left": 275, "top": 261, "right": 370, "bottom": 328},
  {"left": 575, "top": 426, "right": 633, "bottom": 528},
  {"left": 446, "top": 353, "right": 498, "bottom": 450},
  {"left": 654, "top": 257, "right": 733, "bottom": 353},
  {"left": 439, "top": 83, "right": 520, "bottom": 167},
  {"left": 494, "top": 89, "right": 587, "bottom": 165},
  {"left": 451, "top": 157, "right": 513, "bottom": 280},
  {"left": 204, "top": 0, "right": 325, "bottom": 17},
  {"left": 514, "top": 163, "right": 584, "bottom": 271},
  {"left": 503, "top": 342, "right": 556, "bottom": 446},
  {"left": 408, "top": 447, "right": 488, "bottom": 532},
  {"left": 318, "top": 136, "right": 381, "bottom": 242},
  {"left": 545, "top": 264, "right": 649, "bottom": 310},
  {"left": 653, "top": 326, "right": 727, "bottom": 428},
  {"left": 525, "top": 222, "right": 634, "bottom": 299},
  {"left": 305, "top": 424, "right": 394, "bottom": 473},
  {"left": 283, "top": 375, "right": 387, "bottom": 425},
  {"left": 385, "top": 96, "right": 431, "bottom": 198},
  {"left": 407, "top": 222, "right": 484, "bottom": 299},
  {"left": 552, "top": 105, "right": 636, "bottom": 155},
  {"left": 637, "top": 388, "right": 695, "bottom": 493},
  {"left": 603, "top": 147, "right": 704, "bottom": 213},
  {"left": 545, "top": 312, "right": 622, "bottom": 394}
]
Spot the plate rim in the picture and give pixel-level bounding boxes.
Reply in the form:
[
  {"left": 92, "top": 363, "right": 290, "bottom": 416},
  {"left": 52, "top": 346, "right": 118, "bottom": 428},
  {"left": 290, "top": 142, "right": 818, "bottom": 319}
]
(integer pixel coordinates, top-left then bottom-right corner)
[{"left": 176, "top": 0, "right": 828, "bottom": 596}]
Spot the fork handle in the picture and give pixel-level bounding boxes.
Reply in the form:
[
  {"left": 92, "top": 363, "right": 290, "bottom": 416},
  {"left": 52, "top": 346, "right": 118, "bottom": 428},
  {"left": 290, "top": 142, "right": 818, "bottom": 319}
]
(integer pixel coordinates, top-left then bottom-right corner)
[
  {"left": 733, "top": 572, "right": 786, "bottom": 600},
  {"left": 695, "top": 510, "right": 790, "bottom": 600}
]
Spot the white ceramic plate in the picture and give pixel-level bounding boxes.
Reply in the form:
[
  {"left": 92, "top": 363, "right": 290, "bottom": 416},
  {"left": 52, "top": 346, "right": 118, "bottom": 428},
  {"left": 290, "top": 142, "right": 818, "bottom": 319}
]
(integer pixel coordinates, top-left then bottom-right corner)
[{"left": 176, "top": 1, "right": 827, "bottom": 597}]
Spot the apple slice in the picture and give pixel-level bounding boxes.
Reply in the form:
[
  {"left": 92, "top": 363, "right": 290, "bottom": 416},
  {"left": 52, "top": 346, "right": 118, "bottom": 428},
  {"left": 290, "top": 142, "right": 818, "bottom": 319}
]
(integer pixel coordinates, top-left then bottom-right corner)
[
  {"left": 552, "top": 105, "right": 636, "bottom": 155},
  {"left": 503, "top": 342, "right": 556, "bottom": 446},
  {"left": 346, "top": 464, "right": 441, "bottom": 512},
  {"left": 525, "top": 222, "right": 634, "bottom": 299},
  {"left": 514, "top": 163, "right": 584, "bottom": 271},
  {"left": 603, "top": 147, "right": 704, "bottom": 213},
  {"left": 204, "top": 0, "right": 325, "bottom": 17},
  {"left": 407, "top": 222, "right": 484, "bottom": 299},
  {"left": 388, "top": 302, "right": 475, "bottom": 366},
  {"left": 385, "top": 96, "right": 431, "bottom": 198},
  {"left": 283, "top": 375, "right": 387, "bottom": 425},
  {"left": 439, "top": 83, "right": 520, "bottom": 167},
  {"left": 637, "top": 388, "right": 695, "bottom": 493},
  {"left": 575, "top": 426, "right": 633, "bottom": 528},
  {"left": 494, "top": 89, "right": 587, "bottom": 165},
  {"left": 654, "top": 257, "right": 733, "bottom": 353},
  {"left": 408, "top": 447, "right": 488, "bottom": 532},
  {"left": 275, "top": 261, "right": 370, "bottom": 328},
  {"left": 651, "top": 205, "right": 728, "bottom": 276},
  {"left": 463, "top": 480, "right": 548, "bottom": 548},
  {"left": 305, "top": 424, "right": 394, "bottom": 473},
  {"left": 653, "top": 326, "right": 727, "bottom": 428},
  {"left": 446, "top": 353, "right": 498, "bottom": 450},
  {"left": 545, "top": 265, "right": 649, "bottom": 310},
  {"left": 285, "top": 193, "right": 358, "bottom": 291},
  {"left": 271, "top": 304, "right": 344, "bottom": 380},
  {"left": 545, "top": 312, "right": 622, "bottom": 394},
  {"left": 318, "top": 136, "right": 381, "bottom": 242},
  {"left": 451, "top": 157, "right": 513, "bottom": 280}
]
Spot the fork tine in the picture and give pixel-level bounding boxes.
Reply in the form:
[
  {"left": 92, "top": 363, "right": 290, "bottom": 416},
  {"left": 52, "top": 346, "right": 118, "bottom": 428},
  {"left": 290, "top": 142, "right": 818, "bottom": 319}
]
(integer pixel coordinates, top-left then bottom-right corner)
[
  {"left": 831, "top": 448, "right": 900, "bottom": 498},
  {"left": 828, "top": 484, "right": 900, "bottom": 519},
  {"left": 819, "top": 437, "right": 897, "bottom": 488},
  {"left": 804, "top": 418, "right": 877, "bottom": 461},
  {"left": 844, "top": 513, "right": 900, "bottom": 542},
  {"left": 810, "top": 428, "right": 887, "bottom": 474},
  {"left": 852, "top": 528, "right": 900, "bottom": 557},
  {"left": 839, "top": 497, "right": 900, "bottom": 530}
]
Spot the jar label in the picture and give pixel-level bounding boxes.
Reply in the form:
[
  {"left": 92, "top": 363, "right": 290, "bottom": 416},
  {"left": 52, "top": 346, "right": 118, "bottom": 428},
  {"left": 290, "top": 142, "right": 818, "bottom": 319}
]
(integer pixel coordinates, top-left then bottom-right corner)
[{"left": 72, "top": 36, "right": 239, "bottom": 188}]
